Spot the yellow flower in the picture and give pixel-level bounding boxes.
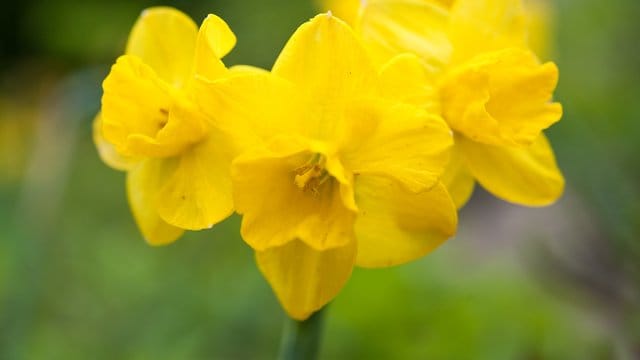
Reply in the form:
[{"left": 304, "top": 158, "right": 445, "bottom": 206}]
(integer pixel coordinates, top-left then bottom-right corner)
[
  {"left": 95, "top": 7, "right": 239, "bottom": 245},
  {"left": 525, "top": 0, "right": 557, "bottom": 59},
  {"left": 196, "top": 14, "right": 457, "bottom": 320},
  {"left": 338, "top": 0, "right": 564, "bottom": 208}
]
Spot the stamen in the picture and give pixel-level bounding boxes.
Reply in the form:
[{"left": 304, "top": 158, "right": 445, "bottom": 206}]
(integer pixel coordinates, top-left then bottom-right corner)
[
  {"left": 293, "top": 154, "right": 329, "bottom": 195},
  {"left": 294, "top": 164, "right": 323, "bottom": 189}
]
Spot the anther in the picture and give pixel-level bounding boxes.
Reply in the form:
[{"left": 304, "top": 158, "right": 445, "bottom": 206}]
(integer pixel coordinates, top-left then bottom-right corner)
[{"left": 293, "top": 154, "right": 329, "bottom": 194}]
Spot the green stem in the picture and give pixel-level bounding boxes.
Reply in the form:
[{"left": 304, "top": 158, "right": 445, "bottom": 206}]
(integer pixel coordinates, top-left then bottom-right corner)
[{"left": 278, "top": 307, "right": 327, "bottom": 360}]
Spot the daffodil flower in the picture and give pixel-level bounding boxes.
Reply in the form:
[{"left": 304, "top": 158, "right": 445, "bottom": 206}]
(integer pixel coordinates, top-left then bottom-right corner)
[
  {"left": 94, "top": 7, "right": 239, "bottom": 245},
  {"left": 196, "top": 14, "right": 457, "bottom": 320},
  {"left": 329, "top": 0, "right": 564, "bottom": 208}
]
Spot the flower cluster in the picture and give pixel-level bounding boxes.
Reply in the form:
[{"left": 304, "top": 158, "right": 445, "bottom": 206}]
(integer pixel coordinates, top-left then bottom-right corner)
[{"left": 95, "top": 0, "right": 563, "bottom": 320}]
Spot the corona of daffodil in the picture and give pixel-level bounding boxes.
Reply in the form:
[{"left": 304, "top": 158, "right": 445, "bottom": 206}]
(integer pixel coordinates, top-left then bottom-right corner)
[
  {"left": 325, "top": 0, "right": 564, "bottom": 208},
  {"left": 195, "top": 13, "right": 457, "bottom": 320},
  {"left": 95, "top": 7, "right": 240, "bottom": 245}
]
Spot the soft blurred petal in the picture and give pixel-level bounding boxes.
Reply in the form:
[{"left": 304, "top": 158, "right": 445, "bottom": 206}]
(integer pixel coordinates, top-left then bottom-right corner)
[
  {"left": 356, "top": 0, "right": 451, "bottom": 70},
  {"left": 256, "top": 239, "right": 356, "bottom": 320},
  {"left": 93, "top": 113, "right": 139, "bottom": 171},
  {"left": 194, "top": 72, "right": 300, "bottom": 152},
  {"left": 354, "top": 176, "right": 457, "bottom": 268},
  {"left": 459, "top": 133, "right": 564, "bottom": 206},
  {"left": 525, "top": 0, "right": 556, "bottom": 59},
  {"left": 200, "top": 13, "right": 236, "bottom": 59},
  {"left": 125, "top": 7, "right": 198, "bottom": 87},
  {"left": 126, "top": 158, "right": 184, "bottom": 245},
  {"left": 449, "top": 0, "right": 527, "bottom": 63},
  {"left": 272, "top": 13, "right": 377, "bottom": 141},
  {"left": 435, "top": 0, "right": 454, "bottom": 7},
  {"left": 227, "top": 65, "right": 269, "bottom": 75},
  {"left": 440, "top": 143, "right": 476, "bottom": 209},
  {"left": 156, "top": 133, "right": 235, "bottom": 231},
  {"left": 378, "top": 53, "right": 440, "bottom": 113},
  {"left": 316, "top": 0, "right": 361, "bottom": 24},
  {"left": 102, "top": 56, "right": 208, "bottom": 158},
  {"left": 441, "top": 48, "right": 561, "bottom": 147},
  {"left": 342, "top": 101, "right": 452, "bottom": 193},
  {"left": 192, "top": 14, "right": 235, "bottom": 81},
  {"left": 101, "top": 55, "right": 174, "bottom": 155}
]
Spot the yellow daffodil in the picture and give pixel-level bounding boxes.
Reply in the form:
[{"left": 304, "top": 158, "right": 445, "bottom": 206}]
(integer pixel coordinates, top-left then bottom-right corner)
[
  {"left": 195, "top": 13, "right": 457, "bottom": 320},
  {"left": 525, "top": 0, "right": 556, "bottom": 59},
  {"left": 95, "top": 7, "right": 239, "bottom": 245},
  {"left": 332, "top": 0, "right": 564, "bottom": 208}
]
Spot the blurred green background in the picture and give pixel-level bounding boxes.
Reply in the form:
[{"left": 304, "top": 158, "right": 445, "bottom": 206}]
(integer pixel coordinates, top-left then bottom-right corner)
[{"left": 1, "top": 0, "right": 638, "bottom": 358}]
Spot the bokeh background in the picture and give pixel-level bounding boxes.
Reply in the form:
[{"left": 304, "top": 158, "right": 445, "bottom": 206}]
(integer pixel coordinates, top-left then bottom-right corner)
[{"left": 1, "top": 0, "right": 639, "bottom": 358}]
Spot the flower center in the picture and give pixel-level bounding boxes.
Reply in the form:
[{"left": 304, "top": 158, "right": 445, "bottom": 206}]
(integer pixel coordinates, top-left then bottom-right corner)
[{"left": 294, "top": 154, "right": 331, "bottom": 195}]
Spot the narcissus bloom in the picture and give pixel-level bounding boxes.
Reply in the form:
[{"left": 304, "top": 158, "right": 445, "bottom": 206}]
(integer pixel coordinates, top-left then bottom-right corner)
[
  {"left": 95, "top": 7, "right": 240, "bottom": 244},
  {"left": 329, "top": 0, "right": 564, "bottom": 208},
  {"left": 196, "top": 14, "right": 457, "bottom": 320}
]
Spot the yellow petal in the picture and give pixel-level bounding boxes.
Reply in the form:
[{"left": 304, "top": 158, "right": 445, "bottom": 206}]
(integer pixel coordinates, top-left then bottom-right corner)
[
  {"left": 356, "top": 0, "right": 451, "bottom": 70},
  {"left": 101, "top": 55, "right": 208, "bottom": 158},
  {"left": 325, "top": 155, "right": 358, "bottom": 212},
  {"left": 485, "top": 52, "right": 561, "bottom": 143},
  {"left": 232, "top": 138, "right": 356, "bottom": 251},
  {"left": 316, "top": 0, "right": 361, "bottom": 25},
  {"left": 272, "top": 13, "right": 377, "bottom": 141},
  {"left": 342, "top": 101, "right": 452, "bottom": 193},
  {"left": 227, "top": 65, "right": 269, "bottom": 75},
  {"left": 127, "top": 159, "right": 184, "bottom": 245},
  {"left": 449, "top": 0, "right": 527, "bottom": 63},
  {"left": 435, "top": 0, "right": 454, "bottom": 8},
  {"left": 129, "top": 97, "right": 211, "bottom": 158},
  {"left": 126, "top": 7, "right": 198, "bottom": 88},
  {"left": 317, "top": 0, "right": 454, "bottom": 25},
  {"left": 93, "top": 113, "right": 139, "bottom": 171},
  {"left": 354, "top": 175, "right": 457, "bottom": 268},
  {"left": 256, "top": 239, "right": 356, "bottom": 320},
  {"left": 441, "top": 48, "right": 562, "bottom": 147},
  {"left": 156, "top": 133, "right": 235, "bottom": 230},
  {"left": 200, "top": 13, "right": 236, "bottom": 58},
  {"left": 193, "top": 72, "right": 300, "bottom": 152},
  {"left": 192, "top": 14, "right": 235, "bottom": 81},
  {"left": 459, "top": 133, "right": 564, "bottom": 206},
  {"left": 101, "top": 55, "right": 172, "bottom": 154},
  {"left": 378, "top": 53, "right": 440, "bottom": 113},
  {"left": 525, "top": 0, "right": 556, "bottom": 60},
  {"left": 440, "top": 143, "right": 476, "bottom": 209}
]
